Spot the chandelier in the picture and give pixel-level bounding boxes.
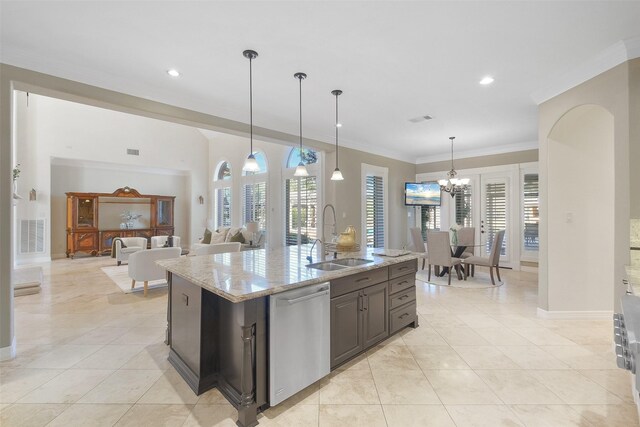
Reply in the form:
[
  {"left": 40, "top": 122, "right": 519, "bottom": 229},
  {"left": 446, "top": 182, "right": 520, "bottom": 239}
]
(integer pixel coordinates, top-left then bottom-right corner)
[{"left": 438, "top": 136, "right": 469, "bottom": 197}]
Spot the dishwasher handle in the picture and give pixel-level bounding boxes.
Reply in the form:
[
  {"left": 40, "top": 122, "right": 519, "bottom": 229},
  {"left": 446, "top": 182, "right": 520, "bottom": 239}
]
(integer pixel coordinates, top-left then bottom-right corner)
[{"left": 282, "top": 289, "right": 329, "bottom": 305}]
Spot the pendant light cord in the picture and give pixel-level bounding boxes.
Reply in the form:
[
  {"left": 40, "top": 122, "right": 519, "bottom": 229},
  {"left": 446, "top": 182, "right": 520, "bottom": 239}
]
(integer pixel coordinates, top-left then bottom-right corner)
[
  {"left": 335, "top": 93, "right": 339, "bottom": 167},
  {"left": 299, "top": 76, "right": 303, "bottom": 156},
  {"left": 249, "top": 56, "right": 253, "bottom": 154}
]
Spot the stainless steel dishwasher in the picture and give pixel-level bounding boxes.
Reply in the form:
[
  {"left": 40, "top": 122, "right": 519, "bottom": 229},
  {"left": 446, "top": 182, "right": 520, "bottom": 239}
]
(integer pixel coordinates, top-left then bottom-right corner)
[{"left": 269, "top": 282, "right": 330, "bottom": 406}]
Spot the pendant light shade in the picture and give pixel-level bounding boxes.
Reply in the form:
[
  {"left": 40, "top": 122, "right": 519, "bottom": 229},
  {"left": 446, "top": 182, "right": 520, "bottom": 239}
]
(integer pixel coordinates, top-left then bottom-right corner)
[
  {"left": 331, "top": 89, "right": 344, "bottom": 181},
  {"left": 242, "top": 49, "right": 260, "bottom": 173},
  {"left": 293, "top": 72, "right": 309, "bottom": 177}
]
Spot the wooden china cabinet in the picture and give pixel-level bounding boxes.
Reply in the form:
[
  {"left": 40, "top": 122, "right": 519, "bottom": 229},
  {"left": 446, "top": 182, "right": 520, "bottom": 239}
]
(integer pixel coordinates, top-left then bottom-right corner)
[{"left": 66, "top": 187, "right": 175, "bottom": 258}]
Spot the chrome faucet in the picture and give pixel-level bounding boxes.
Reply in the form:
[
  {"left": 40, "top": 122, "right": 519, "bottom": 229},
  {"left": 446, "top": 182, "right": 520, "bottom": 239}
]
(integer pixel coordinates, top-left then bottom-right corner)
[
  {"left": 306, "top": 239, "right": 323, "bottom": 264},
  {"left": 322, "top": 204, "right": 338, "bottom": 244}
]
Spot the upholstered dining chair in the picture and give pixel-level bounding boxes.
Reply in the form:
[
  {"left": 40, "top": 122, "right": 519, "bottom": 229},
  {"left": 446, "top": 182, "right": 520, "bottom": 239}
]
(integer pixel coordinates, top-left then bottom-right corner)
[
  {"left": 426, "top": 231, "right": 465, "bottom": 285},
  {"left": 457, "top": 227, "right": 475, "bottom": 259},
  {"left": 115, "top": 237, "right": 148, "bottom": 266},
  {"left": 409, "top": 227, "right": 428, "bottom": 270},
  {"left": 150, "top": 235, "right": 181, "bottom": 249},
  {"left": 128, "top": 247, "right": 181, "bottom": 296},
  {"left": 463, "top": 229, "right": 505, "bottom": 286},
  {"left": 194, "top": 242, "right": 241, "bottom": 256}
]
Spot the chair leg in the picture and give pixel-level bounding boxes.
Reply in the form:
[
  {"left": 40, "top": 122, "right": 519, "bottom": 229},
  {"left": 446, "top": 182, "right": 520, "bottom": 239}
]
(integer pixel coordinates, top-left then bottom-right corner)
[
  {"left": 428, "top": 264, "right": 431, "bottom": 281},
  {"left": 462, "top": 265, "right": 467, "bottom": 280},
  {"left": 131, "top": 279, "right": 135, "bottom": 289},
  {"left": 448, "top": 270, "right": 452, "bottom": 286},
  {"left": 471, "top": 264, "right": 475, "bottom": 277},
  {"left": 496, "top": 266, "right": 501, "bottom": 282},
  {"left": 422, "top": 259, "right": 426, "bottom": 270},
  {"left": 489, "top": 267, "right": 496, "bottom": 286},
  {"left": 117, "top": 261, "right": 121, "bottom": 266},
  {"left": 144, "top": 281, "right": 148, "bottom": 297}
]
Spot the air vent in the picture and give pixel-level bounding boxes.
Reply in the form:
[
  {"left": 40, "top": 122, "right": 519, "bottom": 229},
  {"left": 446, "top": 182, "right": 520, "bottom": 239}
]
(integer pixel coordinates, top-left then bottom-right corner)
[
  {"left": 127, "top": 148, "right": 140, "bottom": 156},
  {"left": 20, "top": 219, "right": 45, "bottom": 254},
  {"left": 409, "top": 115, "right": 433, "bottom": 123}
]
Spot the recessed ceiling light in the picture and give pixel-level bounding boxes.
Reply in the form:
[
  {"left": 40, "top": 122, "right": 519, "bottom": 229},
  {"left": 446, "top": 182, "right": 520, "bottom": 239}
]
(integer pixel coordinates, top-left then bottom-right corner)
[
  {"left": 479, "top": 76, "right": 494, "bottom": 85},
  {"left": 167, "top": 69, "right": 180, "bottom": 77},
  {"left": 336, "top": 123, "right": 342, "bottom": 128}
]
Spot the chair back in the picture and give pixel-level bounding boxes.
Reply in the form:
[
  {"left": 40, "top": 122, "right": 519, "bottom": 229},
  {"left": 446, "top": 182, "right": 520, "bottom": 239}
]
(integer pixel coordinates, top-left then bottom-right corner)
[
  {"left": 151, "top": 235, "right": 181, "bottom": 249},
  {"left": 457, "top": 227, "right": 475, "bottom": 247},
  {"left": 409, "top": 227, "right": 426, "bottom": 253},
  {"left": 426, "top": 231, "right": 453, "bottom": 266},
  {"left": 489, "top": 230, "right": 505, "bottom": 266},
  {"left": 128, "top": 247, "right": 181, "bottom": 281},
  {"left": 120, "top": 237, "right": 148, "bottom": 249},
  {"left": 194, "top": 242, "right": 241, "bottom": 256}
]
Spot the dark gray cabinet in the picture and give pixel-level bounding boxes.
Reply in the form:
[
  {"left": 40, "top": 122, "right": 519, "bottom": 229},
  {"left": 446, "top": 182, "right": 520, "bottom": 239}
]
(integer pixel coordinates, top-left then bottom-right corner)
[
  {"left": 330, "top": 290, "right": 363, "bottom": 367},
  {"left": 362, "top": 281, "right": 389, "bottom": 348}
]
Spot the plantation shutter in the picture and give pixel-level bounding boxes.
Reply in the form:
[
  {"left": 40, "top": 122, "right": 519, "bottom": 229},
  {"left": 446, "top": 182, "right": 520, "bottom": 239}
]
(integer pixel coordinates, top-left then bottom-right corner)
[
  {"left": 216, "top": 187, "right": 231, "bottom": 228},
  {"left": 243, "top": 181, "right": 267, "bottom": 230},
  {"left": 454, "top": 186, "right": 473, "bottom": 227},
  {"left": 523, "top": 173, "right": 539, "bottom": 251},
  {"left": 285, "top": 176, "right": 317, "bottom": 246},
  {"left": 365, "top": 175, "right": 384, "bottom": 248},
  {"left": 485, "top": 182, "right": 507, "bottom": 255},
  {"left": 420, "top": 206, "right": 441, "bottom": 239}
]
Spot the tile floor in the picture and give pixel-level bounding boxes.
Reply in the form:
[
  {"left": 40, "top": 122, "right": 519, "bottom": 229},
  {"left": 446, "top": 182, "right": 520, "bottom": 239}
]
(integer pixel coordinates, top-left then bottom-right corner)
[{"left": 1, "top": 256, "right": 638, "bottom": 426}]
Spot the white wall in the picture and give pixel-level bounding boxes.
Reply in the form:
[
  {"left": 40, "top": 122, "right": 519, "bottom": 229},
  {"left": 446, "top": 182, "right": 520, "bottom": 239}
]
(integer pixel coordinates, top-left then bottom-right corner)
[
  {"left": 14, "top": 93, "right": 208, "bottom": 262},
  {"left": 546, "top": 105, "right": 615, "bottom": 312}
]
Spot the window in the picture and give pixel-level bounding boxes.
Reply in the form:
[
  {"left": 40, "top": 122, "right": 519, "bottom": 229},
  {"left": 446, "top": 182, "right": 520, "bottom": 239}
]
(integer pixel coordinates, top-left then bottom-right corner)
[
  {"left": 420, "top": 206, "right": 441, "bottom": 239},
  {"left": 242, "top": 152, "right": 267, "bottom": 230},
  {"left": 454, "top": 186, "right": 472, "bottom": 227},
  {"left": 523, "top": 173, "right": 539, "bottom": 252},
  {"left": 213, "top": 161, "right": 232, "bottom": 229},
  {"left": 365, "top": 175, "right": 385, "bottom": 248},
  {"left": 484, "top": 182, "right": 507, "bottom": 256},
  {"left": 284, "top": 148, "right": 320, "bottom": 246}
]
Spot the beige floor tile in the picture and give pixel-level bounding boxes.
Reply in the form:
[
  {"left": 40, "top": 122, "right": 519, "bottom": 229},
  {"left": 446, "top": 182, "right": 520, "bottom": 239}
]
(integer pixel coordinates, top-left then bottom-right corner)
[
  {"left": 497, "top": 345, "right": 570, "bottom": 370},
  {"left": 570, "top": 404, "right": 640, "bottom": 427},
  {"left": 18, "top": 369, "right": 112, "bottom": 404},
  {"left": 452, "top": 346, "right": 520, "bottom": 370},
  {"left": 319, "top": 404, "right": 386, "bottom": 427},
  {"left": 554, "top": 326, "right": 614, "bottom": 345},
  {"left": 258, "top": 403, "right": 319, "bottom": 426},
  {"left": 528, "top": 370, "right": 623, "bottom": 404},
  {"left": 66, "top": 327, "right": 131, "bottom": 345},
  {"left": 473, "top": 327, "right": 533, "bottom": 346},
  {"left": 435, "top": 326, "right": 491, "bottom": 346},
  {"left": 579, "top": 369, "right": 636, "bottom": 403},
  {"left": 0, "top": 368, "right": 63, "bottom": 403},
  {"left": 319, "top": 370, "right": 380, "bottom": 404},
  {"left": 400, "top": 326, "right": 449, "bottom": 346},
  {"left": 25, "top": 345, "right": 103, "bottom": 369},
  {"left": 445, "top": 404, "right": 525, "bottom": 426},
  {"left": 509, "top": 404, "right": 590, "bottom": 427},
  {"left": 511, "top": 327, "right": 579, "bottom": 346},
  {"left": 137, "top": 369, "right": 199, "bottom": 404},
  {"left": 72, "top": 344, "right": 146, "bottom": 370},
  {"left": 540, "top": 345, "right": 617, "bottom": 370},
  {"left": 372, "top": 370, "right": 440, "bottom": 404},
  {"left": 408, "top": 345, "right": 470, "bottom": 370},
  {"left": 48, "top": 403, "right": 131, "bottom": 426},
  {"left": 78, "top": 370, "right": 163, "bottom": 404},
  {"left": 115, "top": 403, "right": 193, "bottom": 427},
  {"left": 197, "top": 387, "right": 233, "bottom": 405},
  {"left": 182, "top": 403, "right": 239, "bottom": 427},
  {"left": 383, "top": 404, "right": 455, "bottom": 427},
  {"left": 119, "top": 342, "right": 171, "bottom": 370},
  {"left": 457, "top": 314, "right": 505, "bottom": 329},
  {"left": 109, "top": 327, "right": 165, "bottom": 346},
  {"left": 332, "top": 352, "right": 370, "bottom": 371},
  {"left": 423, "top": 370, "right": 502, "bottom": 405},
  {"left": 367, "top": 343, "right": 421, "bottom": 372},
  {"left": 0, "top": 403, "right": 68, "bottom": 427},
  {"left": 475, "top": 369, "right": 563, "bottom": 404}
]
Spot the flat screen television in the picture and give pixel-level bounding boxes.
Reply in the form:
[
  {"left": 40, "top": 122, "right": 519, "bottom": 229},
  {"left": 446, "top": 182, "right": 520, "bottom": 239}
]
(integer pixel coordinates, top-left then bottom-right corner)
[{"left": 404, "top": 182, "right": 441, "bottom": 206}]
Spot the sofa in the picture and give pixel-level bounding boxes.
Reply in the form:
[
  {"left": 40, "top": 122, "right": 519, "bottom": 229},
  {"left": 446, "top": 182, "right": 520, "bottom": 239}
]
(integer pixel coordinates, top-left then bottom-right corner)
[{"left": 193, "top": 226, "right": 265, "bottom": 251}]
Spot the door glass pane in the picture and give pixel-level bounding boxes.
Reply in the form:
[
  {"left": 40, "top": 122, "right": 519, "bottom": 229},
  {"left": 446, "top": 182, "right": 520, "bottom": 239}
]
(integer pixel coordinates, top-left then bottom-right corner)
[
  {"left": 420, "top": 206, "right": 440, "bottom": 239},
  {"left": 78, "top": 198, "right": 94, "bottom": 227},
  {"left": 216, "top": 187, "right": 231, "bottom": 228},
  {"left": 285, "top": 177, "right": 317, "bottom": 246},
  {"left": 243, "top": 181, "right": 267, "bottom": 230},
  {"left": 523, "top": 173, "right": 539, "bottom": 251},
  {"left": 485, "top": 182, "right": 507, "bottom": 256},
  {"left": 365, "top": 175, "right": 384, "bottom": 248},
  {"left": 454, "top": 186, "right": 472, "bottom": 227},
  {"left": 157, "top": 200, "right": 171, "bottom": 226}
]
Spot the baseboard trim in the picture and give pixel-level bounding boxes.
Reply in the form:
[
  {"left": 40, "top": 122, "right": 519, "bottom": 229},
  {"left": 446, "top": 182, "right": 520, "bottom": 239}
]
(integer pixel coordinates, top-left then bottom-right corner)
[
  {"left": 537, "top": 308, "right": 613, "bottom": 320},
  {"left": 0, "top": 336, "right": 16, "bottom": 361},
  {"left": 520, "top": 265, "right": 539, "bottom": 273}
]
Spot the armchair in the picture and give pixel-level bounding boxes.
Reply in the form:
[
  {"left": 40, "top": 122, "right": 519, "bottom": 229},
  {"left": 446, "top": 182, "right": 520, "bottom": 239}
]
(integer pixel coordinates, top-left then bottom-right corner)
[
  {"left": 128, "top": 247, "right": 181, "bottom": 296},
  {"left": 115, "top": 237, "right": 148, "bottom": 266},
  {"left": 150, "top": 235, "right": 181, "bottom": 249}
]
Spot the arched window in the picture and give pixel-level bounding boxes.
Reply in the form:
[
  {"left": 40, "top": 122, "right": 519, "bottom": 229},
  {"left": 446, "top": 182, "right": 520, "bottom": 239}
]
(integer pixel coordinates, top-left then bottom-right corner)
[
  {"left": 286, "top": 148, "right": 318, "bottom": 168},
  {"left": 241, "top": 152, "right": 268, "bottom": 231},
  {"left": 284, "top": 148, "right": 320, "bottom": 246},
  {"left": 213, "top": 161, "right": 232, "bottom": 228}
]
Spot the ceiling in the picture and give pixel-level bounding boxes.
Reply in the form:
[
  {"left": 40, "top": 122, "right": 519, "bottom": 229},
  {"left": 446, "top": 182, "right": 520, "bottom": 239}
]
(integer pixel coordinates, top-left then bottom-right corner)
[{"left": 2, "top": 1, "right": 640, "bottom": 163}]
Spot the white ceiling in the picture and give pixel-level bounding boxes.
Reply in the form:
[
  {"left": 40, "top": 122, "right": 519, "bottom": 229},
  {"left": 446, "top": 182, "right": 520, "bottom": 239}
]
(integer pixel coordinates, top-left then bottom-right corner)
[{"left": 2, "top": 1, "right": 640, "bottom": 163}]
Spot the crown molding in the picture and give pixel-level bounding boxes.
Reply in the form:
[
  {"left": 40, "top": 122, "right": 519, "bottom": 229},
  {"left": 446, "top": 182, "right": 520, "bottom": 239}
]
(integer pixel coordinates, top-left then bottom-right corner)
[
  {"left": 50, "top": 157, "right": 189, "bottom": 176},
  {"left": 531, "top": 37, "right": 640, "bottom": 105},
  {"left": 415, "top": 140, "right": 538, "bottom": 165}
]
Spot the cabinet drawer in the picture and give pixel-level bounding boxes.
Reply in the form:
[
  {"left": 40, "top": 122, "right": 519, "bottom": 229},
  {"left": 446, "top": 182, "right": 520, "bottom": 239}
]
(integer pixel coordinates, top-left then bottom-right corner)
[
  {"left": 389, "top": 286, "right": 416, "bottom": 310},
  {"left": 389, "top": 259, "right": 417, "bottom": 279},
  {"left": 330, "top": 267, "right": 388, "bottom": 298},
  {"left": 389, "top": 273, "right": 415, "bottom": 295},
  {"left": 389, "top": 301, "right": 417, "bottom": 335}
]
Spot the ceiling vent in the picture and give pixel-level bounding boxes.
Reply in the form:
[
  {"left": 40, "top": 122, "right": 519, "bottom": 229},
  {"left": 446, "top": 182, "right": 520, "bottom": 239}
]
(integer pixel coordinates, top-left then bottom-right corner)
[
  {"left": 127, "top": 148, "right": 140, "bottom": 156},
  {"left": 408, "top": 115, "right": 433, "bottom": 123}
]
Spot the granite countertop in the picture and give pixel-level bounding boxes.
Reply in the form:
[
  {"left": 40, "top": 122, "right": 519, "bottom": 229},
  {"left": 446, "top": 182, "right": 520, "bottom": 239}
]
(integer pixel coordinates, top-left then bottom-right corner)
[{"left": 157, "top": 245, "right": 418, "bottom": 303}]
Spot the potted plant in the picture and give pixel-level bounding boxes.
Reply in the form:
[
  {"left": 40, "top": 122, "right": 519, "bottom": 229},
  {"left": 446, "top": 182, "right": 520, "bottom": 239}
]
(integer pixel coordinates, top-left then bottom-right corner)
[{"left": 12, "top": 163, "right": 22, "bottom": 200}]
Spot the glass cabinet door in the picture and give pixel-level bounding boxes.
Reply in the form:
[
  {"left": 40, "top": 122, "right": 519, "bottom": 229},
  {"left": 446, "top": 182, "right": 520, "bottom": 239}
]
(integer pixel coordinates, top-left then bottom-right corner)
[
  {"left": 156, "top": 198, "right": 173, "bottom": 227},
  {"left": 77, "top": 198, "right": 96, "bottom": 227}
]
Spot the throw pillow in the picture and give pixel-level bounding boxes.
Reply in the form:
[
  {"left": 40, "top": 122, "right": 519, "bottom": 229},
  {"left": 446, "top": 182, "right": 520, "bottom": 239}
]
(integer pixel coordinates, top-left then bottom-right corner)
[
  {"left": 229, "top": 230, "right": 245, "bottom": 243},
  {"left": 202, "top": 228, "right": 212, "bottom": 244},
  {"left": 225, "top": 227, "right": 241, "bottom": 242},
  {"left": 210, "top": 231, "right": 226, "bottom": 244}
]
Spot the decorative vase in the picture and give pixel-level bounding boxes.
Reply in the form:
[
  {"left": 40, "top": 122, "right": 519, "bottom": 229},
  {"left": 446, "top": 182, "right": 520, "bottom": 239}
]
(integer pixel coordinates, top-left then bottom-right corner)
[
  {"left": 345, "top": 225, "right": 356, "bottom": 244},
  {"left": 127, "top": 221, "right": 134, "bottom": 229},
  {"left": 119, "top": 223, "right": 127, "bottom": 230},
  {"left": 451, "top": 230, "right": 458, "bottom": 246}
]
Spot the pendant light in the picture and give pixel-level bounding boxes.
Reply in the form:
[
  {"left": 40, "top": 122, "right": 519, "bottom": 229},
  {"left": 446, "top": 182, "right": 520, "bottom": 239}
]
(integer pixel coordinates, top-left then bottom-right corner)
[
  {"left": 242, "top": 49, "right": 260, "bottom": 173},
  {"left": 331, "top": 89, "right": 344, "bottom": 181},
  {"left": 293, "top": 72, "right": 309, "bottom": 177},
  {"left": 438, "top": 136, "right": 470, "bottom": 197}
]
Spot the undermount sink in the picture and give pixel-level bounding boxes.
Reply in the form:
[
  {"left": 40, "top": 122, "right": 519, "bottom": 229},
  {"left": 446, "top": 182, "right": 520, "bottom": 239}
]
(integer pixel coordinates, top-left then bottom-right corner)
[
  {"left": 306, "top": 258, "right": 374, "bottom": 271},
  {"left": 331, "top": 258, "right": 374, "bottom": 267}
]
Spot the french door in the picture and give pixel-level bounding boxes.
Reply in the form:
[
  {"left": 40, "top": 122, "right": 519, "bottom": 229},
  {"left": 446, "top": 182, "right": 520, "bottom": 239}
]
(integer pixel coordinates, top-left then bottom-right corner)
[{"left": 480, "top": 175, "right": 510, "bottom": 264}]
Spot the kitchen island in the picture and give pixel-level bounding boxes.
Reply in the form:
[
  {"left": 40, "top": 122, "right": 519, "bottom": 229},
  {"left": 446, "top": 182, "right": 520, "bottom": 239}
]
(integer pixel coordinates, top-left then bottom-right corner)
[{"left": 157, "top": 245, "right": 419, "bottom": 427}]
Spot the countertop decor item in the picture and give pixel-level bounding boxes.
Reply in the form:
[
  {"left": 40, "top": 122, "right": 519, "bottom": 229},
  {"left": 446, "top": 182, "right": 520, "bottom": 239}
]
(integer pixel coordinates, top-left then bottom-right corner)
[
  {"left": 242, "top": 49, "right": 260, "bottom": 173},
  {"left": 293, "top": 72, "right": 309, "bottom": 177},
  {"left": 330, "top": 89, "right": 344, "bottom": 181}
]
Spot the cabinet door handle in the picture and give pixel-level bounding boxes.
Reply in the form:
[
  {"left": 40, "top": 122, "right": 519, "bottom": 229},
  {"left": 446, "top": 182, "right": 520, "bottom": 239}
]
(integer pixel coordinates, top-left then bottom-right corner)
[
  {"left": 399, "top": 313, "right": 409, "bottom": 319},
  {"left": 182, "top": 293, "right": 189, "bottom": 306},
  {"left": 399, "top": 295, "right": 409, "bottom": 300},
  {"left": 358, "top": 294, "right": 363, "bottom": 312},
  {"left": 397, "top": 266, "right": 409, "bottom": 271},
  {"left": 396, "top": 281, "right": 408, "bottom": 286},
  {"left": 356, "top": 277, "right": 370, "bottom": 283},
  {"left": 363, "top": 295, "right": 368, "bottom": 311}
]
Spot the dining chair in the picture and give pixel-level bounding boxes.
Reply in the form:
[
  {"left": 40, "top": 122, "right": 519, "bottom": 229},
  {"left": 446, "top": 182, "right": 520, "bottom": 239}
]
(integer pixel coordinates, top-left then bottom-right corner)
[
  {"left": 457, "top": 227, "right": 475, "bottom": 259},
  {"left": 194, "top": 242, "right": 241, "bottom": 256},
  {"left": 463, "top": 229, "right": 505, "bottom": 285},
  {"left": 409, "top": 227, "right": 428, "bottom": 270},
  {"left": 426, "top": 231, "right": 465, "bottom": 285}
]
